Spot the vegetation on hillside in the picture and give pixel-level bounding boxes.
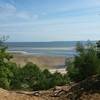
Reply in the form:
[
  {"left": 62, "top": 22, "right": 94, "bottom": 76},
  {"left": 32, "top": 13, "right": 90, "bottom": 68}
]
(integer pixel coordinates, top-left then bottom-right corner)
[
  {"left": 0, "top": 37, "right": 100, "bottom": 92},
  {"left": 0, "top": 39, "right": 68, "bottom": 90}
]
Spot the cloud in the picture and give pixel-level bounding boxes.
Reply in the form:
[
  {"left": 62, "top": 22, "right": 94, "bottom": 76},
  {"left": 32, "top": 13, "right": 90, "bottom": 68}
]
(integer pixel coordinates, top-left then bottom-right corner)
[
  {"left": 0, "top": 3, "right": 16, "bottom": 16},
  {"left": 0, "top": 2, "right": 38, "bottom": 20}
]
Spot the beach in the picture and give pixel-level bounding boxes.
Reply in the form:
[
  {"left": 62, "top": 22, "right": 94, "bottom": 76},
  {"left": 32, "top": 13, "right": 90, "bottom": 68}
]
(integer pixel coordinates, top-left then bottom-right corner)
[
  {"left": 7, "top": 41, "right": 76, "bottom": 73},
  {"left": 11, "top": 53, "right": 66, "bottom": 70}
]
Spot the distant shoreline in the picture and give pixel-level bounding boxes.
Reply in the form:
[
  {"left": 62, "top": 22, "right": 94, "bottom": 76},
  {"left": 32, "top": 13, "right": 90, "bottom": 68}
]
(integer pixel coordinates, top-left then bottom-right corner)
[
  {"left": 8, "top": 47, "right": 75, "bottom": 50},
  {"left": 8, "top": 48, "right": 75, "bottom": 57}
]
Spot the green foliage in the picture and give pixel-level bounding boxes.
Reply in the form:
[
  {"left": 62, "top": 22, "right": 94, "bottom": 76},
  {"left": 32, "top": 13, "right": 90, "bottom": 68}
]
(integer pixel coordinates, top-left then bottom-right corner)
[
  {"left": 42, "top": 69, "right": 52, "bottom": 78},
  {"left": 51, "top": 72, "right": 66, "bottom": 86},
  {"left": 0, "top": 38, "right": 69, "bottom": 90},
  {"left": 67, "top": 41, "right": 100, "bottom": 82},
  {"left": 0, "top": 66, "right": 13, "bottom": 89},
  {"left": 9, "top": 62, "right": 68, "bottom": 91},
  {"left": 21, "top": 62, "right": 42, "bottom": 90},
  {"left": 67, "top": 64, "right": 80, "bottom": 82},
  {"left": 30, "top": 69, "right": 68, "bottom": 90},
  {"left": 0, "top": 40, "right": 14, "bottom": 89},
  {"left": 9, "top": 64, "right": 22, "bottom": 89},
  {"left": 96, "top": 40, "right": 100, "bottom": 59}
]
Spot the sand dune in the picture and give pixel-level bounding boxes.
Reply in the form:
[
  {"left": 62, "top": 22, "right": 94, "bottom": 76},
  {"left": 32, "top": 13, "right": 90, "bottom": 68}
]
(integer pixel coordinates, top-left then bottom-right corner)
[{"left": 11, "top": 53, "right": 66, "bottom": 69}]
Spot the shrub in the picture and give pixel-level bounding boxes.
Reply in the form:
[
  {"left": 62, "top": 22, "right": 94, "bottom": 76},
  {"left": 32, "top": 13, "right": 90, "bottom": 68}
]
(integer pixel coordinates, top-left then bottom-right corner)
[
  {"left": 51, "top": 72, "right": 67, "bottom": 86},
  {"left": 96, "top": 40, "right": 100, "bottom": 59},
  {"left": 42, "top": 69, "right": 52, "bottom": 78},
  {"left": 0, "top": 41, "right": 13, "bottom": 89},
  {"left": 67, "top": 41, "right": 100, "bottom": 82}
]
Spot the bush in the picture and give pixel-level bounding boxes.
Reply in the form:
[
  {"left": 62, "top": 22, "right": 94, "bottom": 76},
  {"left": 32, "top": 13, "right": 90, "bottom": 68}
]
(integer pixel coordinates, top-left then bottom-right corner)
[
  {"left": 10, "top": 67, "right": 22, "bottom": 89},
  {"left": 67, "top": 41, "right": 100, "bottom": 82},
  {"left": 0, "top": 42, "right": 14, "bottom": 89},
  {"left": 42, "top": 69, "right": 52, "bottom": 78},
  {"left": 96, "top": 41, "right": 100, "bottom": 59},
  {"left": 3, "top": 61, "right": 68, "bottom": 91},
  {"left": 13, "top": 62, "right": 42, "bottom": 90},
  {"left": 51, "top": 72, "right": 67, "bottom": 86}
]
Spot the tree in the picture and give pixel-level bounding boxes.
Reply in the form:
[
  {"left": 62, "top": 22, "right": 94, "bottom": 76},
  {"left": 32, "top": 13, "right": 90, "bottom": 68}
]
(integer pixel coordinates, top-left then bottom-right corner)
[
  {"left": 20, "top": 62, "right": 42, "bottom": 90},
  {"left": 0, "top": 36, "right": 13, "bottom": 89},
  {"left": 96, "top": 41, "right": 100, "bottom": 59},
  {"left": 51, "top": 72, "right": 66, "bottom": 86},
  {"left": 67, "top": 41, "right": 100, "bottom": 82},
  {"left": 42, "top": 69, "right": 52, "bottom": 78}
]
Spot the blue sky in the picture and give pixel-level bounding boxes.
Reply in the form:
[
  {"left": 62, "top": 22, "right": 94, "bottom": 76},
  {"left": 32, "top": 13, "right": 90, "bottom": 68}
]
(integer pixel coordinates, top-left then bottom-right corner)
[{"left": 0, "top": 0, "right": 100, "bottom": 42}]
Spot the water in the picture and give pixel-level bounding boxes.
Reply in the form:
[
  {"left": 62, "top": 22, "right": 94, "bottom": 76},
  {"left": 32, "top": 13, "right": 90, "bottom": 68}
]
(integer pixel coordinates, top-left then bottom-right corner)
[{"left": 5, "top": 41, "right": 95, "bottom": 57}]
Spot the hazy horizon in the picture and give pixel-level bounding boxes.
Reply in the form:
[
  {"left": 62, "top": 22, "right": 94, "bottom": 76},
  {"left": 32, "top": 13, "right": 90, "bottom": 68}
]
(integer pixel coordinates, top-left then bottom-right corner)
[{"left": 5, "top": 40, "right": 97, "bottom": 43}]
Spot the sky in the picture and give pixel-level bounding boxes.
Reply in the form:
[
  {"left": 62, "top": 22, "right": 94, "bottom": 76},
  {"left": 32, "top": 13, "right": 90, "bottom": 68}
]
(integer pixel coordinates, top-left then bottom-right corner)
[{"left": 0, "top": 0, "right": 100, "bottom": 42}]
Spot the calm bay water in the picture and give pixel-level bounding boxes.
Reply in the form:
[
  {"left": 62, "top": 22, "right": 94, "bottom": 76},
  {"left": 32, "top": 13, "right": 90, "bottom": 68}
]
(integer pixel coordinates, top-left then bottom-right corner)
[{"left": 5, "top": 41, "right": 95, "bottom": 57}]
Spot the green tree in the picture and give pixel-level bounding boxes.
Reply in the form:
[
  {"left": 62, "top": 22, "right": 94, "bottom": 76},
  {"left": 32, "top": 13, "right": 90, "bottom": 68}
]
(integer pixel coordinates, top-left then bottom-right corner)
[
  {"left": 0, "top": 37, "right": 13, "bottom": 89},
  {"left": 20, "top": 62, "right": 42, "bottom": 90},
  {"left": 0, "top": 65, "right": 13, "bottom": 89},
  {"left": 67, "top": 41, "right": 100, "bottom": 82},
  {"left": 51, "top": 72, "right": 66, "bottom": 86},
  {"left": 42, "top": 69, "right": 52, "bottom": 78},
  {"left": 96, "top": 41, "right": 100, "bottom": 59}
]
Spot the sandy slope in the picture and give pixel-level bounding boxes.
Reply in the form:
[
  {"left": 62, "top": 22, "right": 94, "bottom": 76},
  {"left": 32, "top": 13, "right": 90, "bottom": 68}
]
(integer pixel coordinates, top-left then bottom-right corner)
[
  {"left": 0, "top": 88, "right": 43, "bottom": 100},
  {"left": 11, "top": 53, "right": 66, "bottom": 69},
  {"left": 0, "top": 88, "right": 100, "bottom": 100},
  {"left": 0, "top": 88, "right": 61, "bottom": 100}
]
